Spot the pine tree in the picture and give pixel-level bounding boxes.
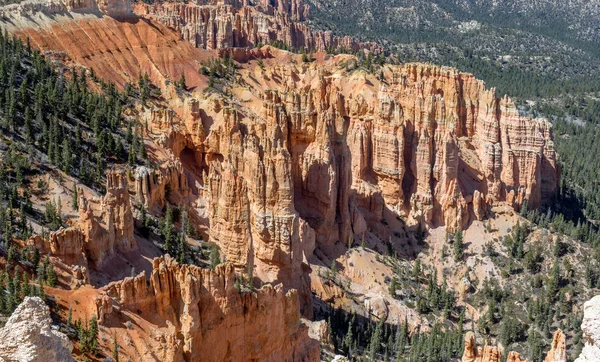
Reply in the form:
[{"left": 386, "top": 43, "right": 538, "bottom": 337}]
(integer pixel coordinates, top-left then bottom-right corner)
[
  {"left": 178, "top": 72, "right": 186, "bottom": 91},
  {"left": 177, "top": 234, "right": 186, "bottom": 264},
  {"left": 46, "top": 263, "right": 57, "bottom": 287},
  {"left": 72, "top": 186, "right": 79, "bottom": 211},
  {"left": 454, "top": 229, "right": 464, "bottom": 262},
  {"left": 112, "top": 334, "right": 119, "bottom": 362},
  {"left": 88, "top": 315, "right": 99, "bottom": 354},
  {"left": 209, "top": 243, "right": 221, "bottom": 270},
  {"left": 61, "top": 138, "right": 71, "bottom": 173}
]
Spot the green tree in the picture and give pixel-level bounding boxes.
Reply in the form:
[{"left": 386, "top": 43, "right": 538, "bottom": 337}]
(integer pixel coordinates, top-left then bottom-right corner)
[
  {"left": 453, "top": 229, "right": 464, "bottom": 262},
  {"left": 112, "top": 334, "right": 119, "bottom": 362},
  {"left": 209, "top": 243, "right": 221, "bottom": 270}
]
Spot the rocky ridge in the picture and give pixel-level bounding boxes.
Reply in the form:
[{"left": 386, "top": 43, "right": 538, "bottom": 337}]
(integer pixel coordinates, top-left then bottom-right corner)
[
  {"left": 133, "top": 1, "right": 382, "bottom": 53},
  {"left": 0, "top": 0, "right": 132, "bottom": 19},
  {"left": 94, "top": 255, "right": 321, "bottom": 362},
  {"left": 0, "top": 297, "right": 75, "bottom": 362}
]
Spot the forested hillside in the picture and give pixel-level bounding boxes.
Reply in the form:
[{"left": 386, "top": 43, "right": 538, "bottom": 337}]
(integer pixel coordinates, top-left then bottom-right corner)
[{"left": 306, "top": 0, "right": 600, "bottom": 102}]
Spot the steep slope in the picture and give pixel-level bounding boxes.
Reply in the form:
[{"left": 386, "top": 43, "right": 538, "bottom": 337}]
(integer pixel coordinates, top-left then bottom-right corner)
[{"left": 4, "top": 0, "right": 210, "bottom": 89}]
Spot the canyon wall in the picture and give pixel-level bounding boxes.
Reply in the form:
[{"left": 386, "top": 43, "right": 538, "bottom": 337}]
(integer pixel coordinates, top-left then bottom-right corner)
[
  {"left": 133, "top": 1, "right": 381, "bottom": 53},
  {"left": 124, "top": 57, "right": 560, "bottom": 315},
  {"left": 94, "top": 255, "right": 320, "bottom": 362},
  {"left": 162, "top": 59, "right": 558, "bottom": 272}
]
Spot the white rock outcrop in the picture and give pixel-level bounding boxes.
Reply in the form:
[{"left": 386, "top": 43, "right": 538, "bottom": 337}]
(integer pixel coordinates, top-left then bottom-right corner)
[
  {"left": 0, "top": 297, "right": 75, "bottom": 362},
  {"left": 575, "top": 295, "right": 600, "bottom": 362}
]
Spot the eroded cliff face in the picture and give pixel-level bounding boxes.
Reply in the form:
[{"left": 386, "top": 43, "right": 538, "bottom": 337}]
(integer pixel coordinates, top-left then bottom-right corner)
[
  {"left": 94, "top": 255, "right": 320, "bottom": 362},
  {"left": 152, "top": 57, "right": 558, "bottom": 280},
  {"left": 133, "top": 1, "right": 381, "bottom": 53},
  {"left": 26, "top": 169, "right": 135, "bottom": 271},
  {"left": 116, "top": 53, "right": 560, "bottom": 319}
]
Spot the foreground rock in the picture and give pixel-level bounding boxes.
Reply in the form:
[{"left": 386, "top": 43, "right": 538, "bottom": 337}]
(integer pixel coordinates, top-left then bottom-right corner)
[
  {"left": 575, "top": 295, "right": 600, "bottom": 362},
  {"left": 94, "top": 255, "right": 320, "bottom": 362},
  {"left": 0, "top": 297, "right": 75, "bottom": 362}
]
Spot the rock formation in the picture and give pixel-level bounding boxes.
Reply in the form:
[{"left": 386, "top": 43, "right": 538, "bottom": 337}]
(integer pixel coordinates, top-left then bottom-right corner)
[
  {"left": 134, "top": 161, "right": 190, "bottom": 212},
  {"left": 575, "top": 295, "right": 600, "bottom": 362},
  {"left": 462, "top": 332, "right": 531, "bottom": 362},
  {"left": 94, "top": 255, "right": 320, "bottom": 362},
  {"left": 77, "top": 168, "right": 136, "bottom": 267},
  {"left": 26, "top": 168, "right": 136, "bottom": 271},
  {"left": 462, "top": 329, "right": 570, "bottom": 362},
  {"left": 175, "top": 59, "right": 559, "bottom": 282},
  {"left": 0, "top": 0, "right": 132, "bottom": 18},
  {"left": 0, "top": 297, "right": 75, "bottom": 362},
  {"left": 545, "top": 330, "right": 567, "bottom": 362},
  {"left": 125, "top": 56, "right": 560, "bottom": 314},
  {"left": 133, "top": 1, "right": 381, "bottom": 53}
]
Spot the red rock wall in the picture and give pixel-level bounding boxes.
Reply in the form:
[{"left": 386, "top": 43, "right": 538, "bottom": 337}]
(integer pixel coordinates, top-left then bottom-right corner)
[{"left": 95, "top": 256, "right": 320, "bottom": 362}]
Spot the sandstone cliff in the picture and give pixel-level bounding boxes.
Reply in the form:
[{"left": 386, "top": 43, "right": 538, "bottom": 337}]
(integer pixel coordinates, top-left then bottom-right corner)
[
  {"left": 133, "top": 1, "right": 381, "bottom": 53},
  {"left": 162, "top": 58, "right": 559, "bottom": 279},
  {"left": 0, "top": 297, "right": 76, "bottom": 362},
  {"left": 575, "top": 295, "right": 600, "bottom": 362},
  {"left": 94, "top": 255, "right": 320, "bottom": 362},
  {"left": 127, "top": 55, "right": 559, "bottom": 317},
  {"left": 134, "top": 161, "right": 190, "bottom": 213},
  {"left": 77, "top": 168, "right": 136, "bottom": 267}
]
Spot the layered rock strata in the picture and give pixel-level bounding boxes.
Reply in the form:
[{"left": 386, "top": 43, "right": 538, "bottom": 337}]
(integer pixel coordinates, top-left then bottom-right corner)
[
  {"left": 133, "top": 1, "right": 381, "bottom": 53},
  {"left": 94, "top": 255, "right": 320, "bottom": 362},
  {"left": 127, "top": 58, "right": 559, "bottom": 314},
  {"left": 0, "top": 297, "right": 75, "bottom": 362},
  {"left": 169, "top": 60, "right": 559, "bottom": 275}
]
